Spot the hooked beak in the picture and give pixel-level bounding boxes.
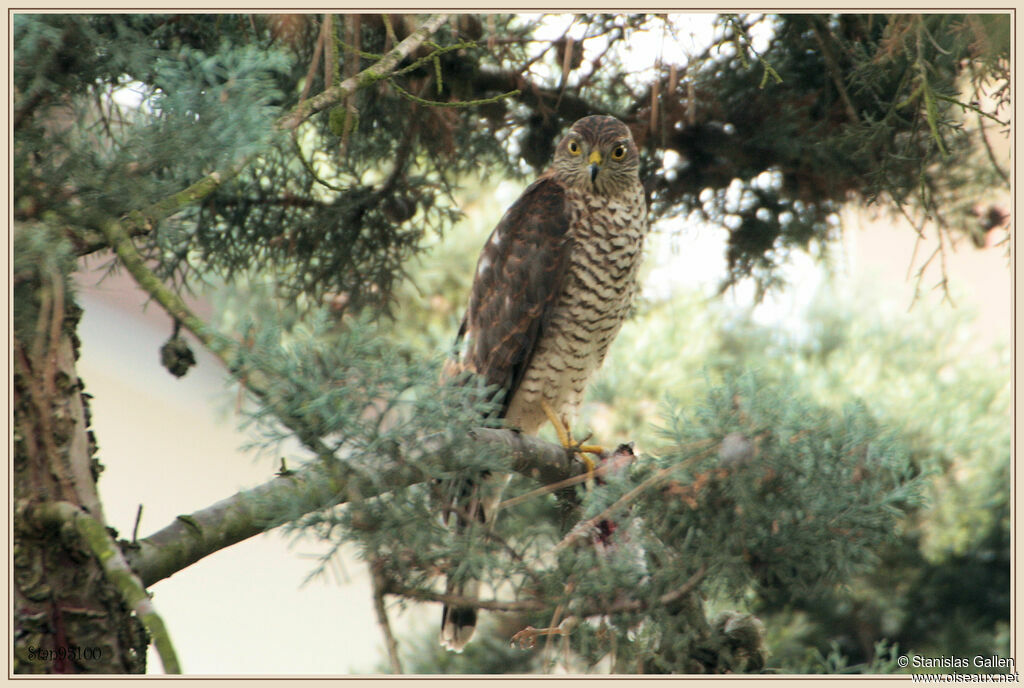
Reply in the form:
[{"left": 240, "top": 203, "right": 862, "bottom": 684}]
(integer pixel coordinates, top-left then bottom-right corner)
[{"left": 588, "top": 150, "right": 602, "bottom": 183}]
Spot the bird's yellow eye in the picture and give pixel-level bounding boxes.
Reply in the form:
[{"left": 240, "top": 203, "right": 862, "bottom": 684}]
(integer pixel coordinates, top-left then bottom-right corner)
[
  {"left": 611, "top": 144, "right": 627, "bottom": 160},
  {"left": 567, "top": 140, "right": 581, "bottom": 155}
]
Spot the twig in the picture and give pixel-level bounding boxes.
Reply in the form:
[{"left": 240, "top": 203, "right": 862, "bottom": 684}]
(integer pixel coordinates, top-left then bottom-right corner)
[
  {"left": 905, "top": 229, "right": 924, "bottom": 282},
  {"left": 908, "top": 244, "right": 940, "bottom": 311},
  {"left": 646, "top": 563, "right": 707, "bottom": 611},
  {"left": 516, "top": 563, "right": 708, "bottom": 655},
  {"left": 933, "top": 92, "right": 1008, "bottom": 127},
  {"left": 388, "top": 79, "right": 520, "bottom": 109},
  {"left": 100, "top": 219, "right": 226, "bottom": 358},
  {"left": 542, "top": 584, "right": 570, "bottom": 670},
  {"left": 370, "top": 562, "right": 404, "bottom": 674},
  {"left": 298, "top": 17, "right": 327, "bottom": 104},
  {"left": 324, "top": 14, "right": 337, "bottom": 88},
  {"left": 381, "top": 14, "right": 398, "bottom": 50},
  {"left": 387, "top": 585, "right": 544, "bottom": 613},
  {"left": 932, "top": 225, "right": 955, "bottom": 306},
  {"left": 573, "top": 28, "right": 622, "bottom": 91},
  {"left": 976, "top": 111, "right": 1010, "bottom": 186},
  {"left": 811, "top": 17, "right": 858, "bottom": 123},
  {"left": 397, "top": 563, "right": 711, "bottom": 640},
  {"left": 278, "top": 14, "right": 449, "bottom": 130},
  {"left": 894, "top": 197, "right": 927, "bottom": 241},
  {"left": 132, "top": 504, "right": 144, "bottom": 544},
  {"left": 336, "top": 14, "right": 358, "bottom": 156},
  {"left": 290, "top": 132, "right": 349, "bottom": 191},
  {"left": 377, "top": 113, "right": 420, "bottom": 197},
  {"left": 723, "top": 14, "right": 782, "bottom": 88},
  {"left": 518, "top": 17, "right": 570, "bottom": 76},
  {"left": 499, "top": 455, "right": 622, "bottom": 510},
  {"left": 553, "top": 445, "right": 718, "bottom": 556}
]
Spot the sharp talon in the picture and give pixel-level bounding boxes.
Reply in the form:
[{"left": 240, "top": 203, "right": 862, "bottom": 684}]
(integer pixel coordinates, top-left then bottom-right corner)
[{"left": 539, "top": 401, "right": 609, "bottom": 485}]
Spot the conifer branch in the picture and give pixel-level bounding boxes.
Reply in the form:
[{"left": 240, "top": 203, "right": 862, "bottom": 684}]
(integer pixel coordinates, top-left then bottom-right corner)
[
  {"left": 72, "top": 159, "right": 249, "bottom": 257},
  {"left": 100, "top": 214, "right": 339, "bottom": 459},
  {"left": 128, "top": 428, "right": 584, "bottom": 587},
  {"left": 98, "top": 164, "right": 589, "bottom": 593},
  {"left": 26, "top": 501, "right": 182, "bottom": 674},
  {"left": 278, "top": 14, "right": 450, "bottom": 130},
  {"left": 934, "top": 91, "right": 1009, "bottom": 127},
  {"left": 291, "top": 131, "right": 348, "bottom": 192},
  {"left": 100, "top": 219, "right": 228, "bottom": 358},
  {"left": 553, "top": 444, "right": 719, "bottom": 556}
]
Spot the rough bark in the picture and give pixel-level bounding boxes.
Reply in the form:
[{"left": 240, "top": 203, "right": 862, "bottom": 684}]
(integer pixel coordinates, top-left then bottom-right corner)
[{"left": 13, "top": 230, "right": 149, "bottom": 674}]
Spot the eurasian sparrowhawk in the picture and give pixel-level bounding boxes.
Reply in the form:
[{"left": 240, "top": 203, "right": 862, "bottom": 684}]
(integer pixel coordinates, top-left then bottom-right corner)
[{"left": 441, "top": 115, "right": 648, "bottom": 651}]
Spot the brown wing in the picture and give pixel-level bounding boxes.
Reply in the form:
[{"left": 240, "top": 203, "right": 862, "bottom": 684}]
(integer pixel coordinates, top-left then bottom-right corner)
[{"left": 451, "top": 175, "right": 572, "bottom": 418}]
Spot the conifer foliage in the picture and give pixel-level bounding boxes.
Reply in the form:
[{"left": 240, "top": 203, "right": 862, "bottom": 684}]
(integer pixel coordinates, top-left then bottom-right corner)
[{"left": 13, "top": 13, "right": 1008, "bottom": 674}]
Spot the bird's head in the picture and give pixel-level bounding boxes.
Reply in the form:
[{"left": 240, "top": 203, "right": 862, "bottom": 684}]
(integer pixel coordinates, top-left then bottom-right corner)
[{"left": 552, "top": 115, "right": 640, "bottom": 196}]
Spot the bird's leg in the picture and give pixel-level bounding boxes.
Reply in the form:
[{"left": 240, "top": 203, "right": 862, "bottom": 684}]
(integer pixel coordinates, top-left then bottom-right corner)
[
  {"left": 540, "top": 400, "right": 604, "bottom": 483},
  {"left": 510, "top": 624, "right": 569, "bottom": 650},
  {"left": 510, "top": 617, "right": 578, "bottom": 650},
  {"left": 540, "top": 399, "right": 571, "bottom": 450}
]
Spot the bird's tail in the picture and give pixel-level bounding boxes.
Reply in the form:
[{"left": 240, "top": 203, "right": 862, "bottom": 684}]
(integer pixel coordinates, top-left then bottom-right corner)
[
  {"left": 439, "top": 471, "right": 511, "bottom": 651},
  {"left": 440, "top": 578, "right": 481, "bottom": 652}
]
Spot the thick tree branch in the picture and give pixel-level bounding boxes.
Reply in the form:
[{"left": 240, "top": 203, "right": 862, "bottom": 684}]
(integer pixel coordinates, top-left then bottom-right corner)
[{"left": 128, "top": 428, "right": 580, "bottom": 587}]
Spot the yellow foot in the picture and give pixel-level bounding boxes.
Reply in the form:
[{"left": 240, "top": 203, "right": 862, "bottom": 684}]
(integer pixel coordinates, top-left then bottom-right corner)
[{"left": 540, "top": 400, "right": 605, "bottom": 482}]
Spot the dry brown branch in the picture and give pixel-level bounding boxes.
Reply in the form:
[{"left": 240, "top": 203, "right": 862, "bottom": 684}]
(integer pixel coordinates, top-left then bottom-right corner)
[
  {"left": 370, "top": 561, "right": 404, "bottom": 674},
  {"left": 298, "top": 17, "right": 327, "bottom": 104},
  {"left": 811, "top": 18, "right": 859, "bottom": 124},
  {"left": 278, "top": 14, "right": 449, "bottom": 130}
]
